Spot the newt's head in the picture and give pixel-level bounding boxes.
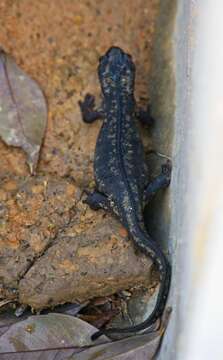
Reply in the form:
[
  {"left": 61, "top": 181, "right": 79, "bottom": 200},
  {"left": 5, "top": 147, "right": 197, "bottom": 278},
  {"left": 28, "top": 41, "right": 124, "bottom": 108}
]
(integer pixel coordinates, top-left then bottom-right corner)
[{"left": 98, "top": 47, "right": 135, "bottom": 96}]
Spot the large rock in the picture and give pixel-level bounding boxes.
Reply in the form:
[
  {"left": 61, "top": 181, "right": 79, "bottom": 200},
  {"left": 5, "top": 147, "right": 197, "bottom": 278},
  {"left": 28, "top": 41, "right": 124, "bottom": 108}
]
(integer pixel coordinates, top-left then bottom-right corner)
[
  {"left": 0, "top": 175, "right": 152, "bottom": 309},
  {"left": 19, "top": 216, "right": 152, "bottom": 310}
]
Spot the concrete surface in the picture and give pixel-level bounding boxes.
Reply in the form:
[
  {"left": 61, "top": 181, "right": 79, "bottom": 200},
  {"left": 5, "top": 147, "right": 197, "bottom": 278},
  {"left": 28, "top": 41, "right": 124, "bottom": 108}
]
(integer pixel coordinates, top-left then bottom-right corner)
[{"left": 154, "top": 1, "right": 223, "bottom": 359}]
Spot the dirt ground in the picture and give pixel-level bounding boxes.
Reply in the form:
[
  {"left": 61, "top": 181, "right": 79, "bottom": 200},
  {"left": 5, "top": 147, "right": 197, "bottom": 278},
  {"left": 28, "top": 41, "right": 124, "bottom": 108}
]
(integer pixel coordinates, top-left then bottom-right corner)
[{"left": 0, "top": 0, "right": 160, "bottom": 309}]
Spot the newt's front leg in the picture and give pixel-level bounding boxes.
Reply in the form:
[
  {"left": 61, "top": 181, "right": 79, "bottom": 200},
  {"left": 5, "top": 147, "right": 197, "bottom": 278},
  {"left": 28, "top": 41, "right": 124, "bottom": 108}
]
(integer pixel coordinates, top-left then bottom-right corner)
[
  {"left": 83, "top": 190, "right": 111, "bottom": 211},
  {"left": 79, "top": 93, "right": 104, "bottom": 123}
]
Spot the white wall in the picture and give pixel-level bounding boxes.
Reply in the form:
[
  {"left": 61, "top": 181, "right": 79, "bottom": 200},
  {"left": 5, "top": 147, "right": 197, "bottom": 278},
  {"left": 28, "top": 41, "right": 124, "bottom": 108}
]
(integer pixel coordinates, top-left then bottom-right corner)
[
  {"left": 182, "top": 1, "right": 223, "bottom": 358},
  {"left": 159, "top": 1, "right": 223, "bottom": 359}
]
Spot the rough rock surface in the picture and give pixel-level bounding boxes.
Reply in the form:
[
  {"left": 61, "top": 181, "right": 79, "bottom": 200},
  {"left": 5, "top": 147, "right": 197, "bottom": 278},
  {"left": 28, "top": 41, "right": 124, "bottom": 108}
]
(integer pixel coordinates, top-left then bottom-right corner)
[
  {"left": 19, "top": 217, "right": 152, "bottom": 310},
  {"left": 0, "top": 174, "right": 152, "bottom": 309},
  {"left": 0, "top": 176, "right": 79, "bottom": 298}
]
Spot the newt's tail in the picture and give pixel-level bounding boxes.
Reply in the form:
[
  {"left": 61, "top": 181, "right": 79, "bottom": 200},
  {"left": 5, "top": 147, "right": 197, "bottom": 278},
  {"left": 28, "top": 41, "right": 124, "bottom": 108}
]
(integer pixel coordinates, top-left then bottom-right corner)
[{"left": 91, "top": 228, "right": 171, "bottom": 340}]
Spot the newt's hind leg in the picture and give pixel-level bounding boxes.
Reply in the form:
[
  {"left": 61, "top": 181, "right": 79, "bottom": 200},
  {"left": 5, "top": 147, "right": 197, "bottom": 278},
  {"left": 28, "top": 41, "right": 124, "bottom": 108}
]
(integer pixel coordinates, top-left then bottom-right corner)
[
  {"left": 83, "top": 190, "right": 111, "bottom": 211},
  {"left": 78, "top": 94, "right": 104, "bottom": 123},
  {"left": 144, "top": 160, "right": 172, "bottom": 204},
  {"left": 135, "top": 105, "right": 154, "bottom": 126}
]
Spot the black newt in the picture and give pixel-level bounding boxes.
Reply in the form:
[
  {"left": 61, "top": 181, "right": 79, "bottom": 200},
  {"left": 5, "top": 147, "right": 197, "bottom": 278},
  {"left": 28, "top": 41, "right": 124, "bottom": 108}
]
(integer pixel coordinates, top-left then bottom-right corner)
[{"left": 79, "top": 47, "right": 171, "bottom": 340}]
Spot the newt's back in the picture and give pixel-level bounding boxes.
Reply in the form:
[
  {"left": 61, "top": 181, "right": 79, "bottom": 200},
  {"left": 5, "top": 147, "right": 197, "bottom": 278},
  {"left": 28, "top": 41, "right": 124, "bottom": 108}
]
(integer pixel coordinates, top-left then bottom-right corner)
[{"left": 95, "top": 47, "right": 148, "bottom": 219}]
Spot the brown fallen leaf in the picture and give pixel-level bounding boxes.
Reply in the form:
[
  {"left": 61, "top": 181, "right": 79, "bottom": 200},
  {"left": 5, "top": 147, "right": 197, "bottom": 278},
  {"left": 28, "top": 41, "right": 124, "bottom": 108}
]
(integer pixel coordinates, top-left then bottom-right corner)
[
  {"left": 79, "top": 309, "right": 119, "bottom": 330},
  {"left": 0, "top": 310, "right": 108, "bottom": 359},
  {"left": 78, "top": 295, "right": 122, "bottom": 330},
  {"left": 90, "top": 296, "right": 113, "bottom": 307},
  {"left": 0, "top": 313, "right": 110, "bottom": 354},
  {"left": 0, "top": 300, "right": 13, "bottom": 309},
  {"left": 0, "top": 49, "right": 47, "bottom": 174},
  {"left": 71, "top": 334, "right": 160, "bottom": 360},
  {"left": 0, "top": 348, "right": 83, "bottom": 359}
]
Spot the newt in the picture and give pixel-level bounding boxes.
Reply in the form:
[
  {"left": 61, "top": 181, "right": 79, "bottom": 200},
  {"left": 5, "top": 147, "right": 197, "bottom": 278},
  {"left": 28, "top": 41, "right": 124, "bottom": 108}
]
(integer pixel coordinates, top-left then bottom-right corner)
[{"left": 79, "top": 47, "right": 171, "bottom": 340}]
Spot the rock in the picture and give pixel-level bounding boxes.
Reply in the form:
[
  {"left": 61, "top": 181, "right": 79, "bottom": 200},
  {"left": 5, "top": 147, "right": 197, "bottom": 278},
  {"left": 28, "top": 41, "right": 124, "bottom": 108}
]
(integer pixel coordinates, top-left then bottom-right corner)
[
  {"left": 19, "top": 216, "right": 152, "bottom": 310},
  {"left": 0, "top": 175, "right": 79, "bottom": 296},
  {"left": 0, "top": 174, "right": 152, "bottom": 311}
]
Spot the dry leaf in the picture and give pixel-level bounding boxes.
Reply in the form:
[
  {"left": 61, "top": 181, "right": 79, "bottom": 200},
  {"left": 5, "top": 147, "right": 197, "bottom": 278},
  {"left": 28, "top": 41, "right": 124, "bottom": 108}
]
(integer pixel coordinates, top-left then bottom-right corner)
[
  {"left": 0, "top": 348, "right": 80, "bottom": 360},
  {"left": 69, "top": 332, "right": 161, "bottom": 360},
  {"left": 0, "top": 49, "right": 47, "bottom": 173},
  {"left": 0, "top": 313, "right": 109, "bottom": 354}
]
